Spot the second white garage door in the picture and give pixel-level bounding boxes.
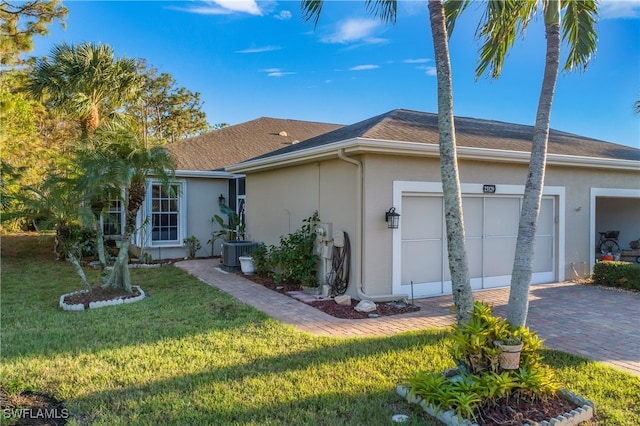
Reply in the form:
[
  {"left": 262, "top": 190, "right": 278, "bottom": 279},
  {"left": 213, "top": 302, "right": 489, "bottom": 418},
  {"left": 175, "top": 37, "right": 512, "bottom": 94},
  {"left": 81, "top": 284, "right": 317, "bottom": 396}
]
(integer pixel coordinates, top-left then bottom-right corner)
[{"left": 398, "top": 194, "right": 555, "bottom": 298}]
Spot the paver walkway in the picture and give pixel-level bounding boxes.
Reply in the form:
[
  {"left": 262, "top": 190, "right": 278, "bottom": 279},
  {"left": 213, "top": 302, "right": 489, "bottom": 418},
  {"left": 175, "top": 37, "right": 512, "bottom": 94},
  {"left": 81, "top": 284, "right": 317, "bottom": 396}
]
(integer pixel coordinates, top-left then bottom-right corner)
[{"left": 177, "top": 259, "right": 640, "bottom": 377}]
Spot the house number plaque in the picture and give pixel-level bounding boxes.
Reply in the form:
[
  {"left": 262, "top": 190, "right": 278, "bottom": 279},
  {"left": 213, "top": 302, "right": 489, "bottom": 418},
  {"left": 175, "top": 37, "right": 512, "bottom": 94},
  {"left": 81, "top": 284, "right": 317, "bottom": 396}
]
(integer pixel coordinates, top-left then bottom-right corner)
[{"left": 483, "top": 184, "right": 496, "bottom": 194}]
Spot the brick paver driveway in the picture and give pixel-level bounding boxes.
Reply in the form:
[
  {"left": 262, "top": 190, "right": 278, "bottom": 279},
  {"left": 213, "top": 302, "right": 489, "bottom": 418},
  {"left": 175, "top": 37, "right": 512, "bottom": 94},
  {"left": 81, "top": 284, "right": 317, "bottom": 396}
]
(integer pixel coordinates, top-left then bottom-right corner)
[{"left": 177, "top": 260, "right": 640, "bottom": 376}]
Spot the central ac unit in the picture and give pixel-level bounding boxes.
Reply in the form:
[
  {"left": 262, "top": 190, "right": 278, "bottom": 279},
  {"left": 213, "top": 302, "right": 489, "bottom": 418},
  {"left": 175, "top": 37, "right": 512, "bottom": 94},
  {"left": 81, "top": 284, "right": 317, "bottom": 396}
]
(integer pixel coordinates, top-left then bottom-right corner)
[{"left": 222, "top": 241, "right": 259, "bottom": 271}]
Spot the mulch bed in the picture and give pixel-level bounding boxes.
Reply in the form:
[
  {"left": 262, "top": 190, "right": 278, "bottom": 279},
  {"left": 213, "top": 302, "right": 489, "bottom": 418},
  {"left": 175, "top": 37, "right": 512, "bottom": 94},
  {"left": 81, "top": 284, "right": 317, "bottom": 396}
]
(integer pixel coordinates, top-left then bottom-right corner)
[
  {"left": 240, "top": 273, "right": 420, "bottom": 319},
  {"left": 478, "top": 394, "right": 580, "bottom": 425},
  {"left": 63, "top": 286, "right": 142, "bottom": 309}
]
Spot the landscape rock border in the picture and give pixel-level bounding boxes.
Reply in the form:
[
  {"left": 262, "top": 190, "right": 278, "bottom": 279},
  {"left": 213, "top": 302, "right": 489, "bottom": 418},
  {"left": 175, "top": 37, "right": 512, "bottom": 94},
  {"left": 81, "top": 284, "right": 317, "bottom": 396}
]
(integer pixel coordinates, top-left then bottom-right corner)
[
  {"left": 396, "top": 385, "right": 594, "bottom": 426},
  {"left": 59, "top": 286, "right": 145, "bottom": 311}
]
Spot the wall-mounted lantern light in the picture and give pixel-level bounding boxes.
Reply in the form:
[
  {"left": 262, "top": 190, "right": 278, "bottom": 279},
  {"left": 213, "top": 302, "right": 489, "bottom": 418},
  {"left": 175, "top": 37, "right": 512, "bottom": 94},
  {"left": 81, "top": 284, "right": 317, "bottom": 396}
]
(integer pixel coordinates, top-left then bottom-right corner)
[
  {"left": 385, "top": 207, "right": 400, "bottom": 229},
  {"left": 218, "top": 194, "right": 226, "bottom": 206}
]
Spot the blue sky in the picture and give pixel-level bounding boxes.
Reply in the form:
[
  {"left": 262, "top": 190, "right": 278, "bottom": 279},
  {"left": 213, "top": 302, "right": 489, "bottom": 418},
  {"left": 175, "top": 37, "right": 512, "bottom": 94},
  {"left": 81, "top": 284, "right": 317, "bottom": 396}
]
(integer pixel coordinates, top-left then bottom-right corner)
[{"left": 30, "top": 1, "right": 640, "bottom": 148}]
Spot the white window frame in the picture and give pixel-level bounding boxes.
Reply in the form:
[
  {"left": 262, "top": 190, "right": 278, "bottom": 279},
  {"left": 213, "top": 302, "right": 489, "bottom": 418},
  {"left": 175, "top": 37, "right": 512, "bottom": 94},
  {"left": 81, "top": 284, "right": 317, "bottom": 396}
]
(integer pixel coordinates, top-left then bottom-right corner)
[
  {"left": 144, "top": 179, "right": 187, "bottom": 248},
  {"left": 101, "top": 197, "right": 125, "bottom": 237}
]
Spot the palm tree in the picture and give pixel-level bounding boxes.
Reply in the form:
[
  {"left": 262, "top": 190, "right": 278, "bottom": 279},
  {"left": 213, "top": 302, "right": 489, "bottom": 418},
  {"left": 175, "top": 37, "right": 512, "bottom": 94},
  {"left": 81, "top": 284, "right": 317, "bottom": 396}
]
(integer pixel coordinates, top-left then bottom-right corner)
[
  {"left": 26, "top": 42, "right": 143, "bottom": 138},
  {"left": 301, "top": 0, "right": 474, "bottom": 324},
  {"left": 93, "top": 128, "right": 176, "bottom": 293},
  {"left": 27, "top": 42, "right": 144, "bottom": 272},
  {"left": 447, "top": 0, "right": 598, "bottom": 326}
]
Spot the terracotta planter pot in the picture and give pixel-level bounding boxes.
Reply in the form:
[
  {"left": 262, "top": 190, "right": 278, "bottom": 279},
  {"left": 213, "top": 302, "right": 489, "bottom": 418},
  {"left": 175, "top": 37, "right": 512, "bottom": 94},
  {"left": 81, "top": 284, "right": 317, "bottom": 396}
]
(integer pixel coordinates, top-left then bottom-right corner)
[{"left": 494, "top": 340, "right": 523, "bottom": 370}]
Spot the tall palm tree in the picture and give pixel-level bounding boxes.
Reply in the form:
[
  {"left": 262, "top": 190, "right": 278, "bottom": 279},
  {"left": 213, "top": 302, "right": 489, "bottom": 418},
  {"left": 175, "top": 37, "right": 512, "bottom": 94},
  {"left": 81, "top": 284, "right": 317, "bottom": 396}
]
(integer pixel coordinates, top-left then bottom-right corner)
[
  {"left": 447, "top": 0, "right": 598, "bottom": 326},
  {"left": 301, "top": 0, "right": 474, "bottom": 324},
  {"left": 27, "top": 42, "right": 144, "bottom": 272},
  {"left": 26, "top": 42, "right": 143, "bottom": 138}
]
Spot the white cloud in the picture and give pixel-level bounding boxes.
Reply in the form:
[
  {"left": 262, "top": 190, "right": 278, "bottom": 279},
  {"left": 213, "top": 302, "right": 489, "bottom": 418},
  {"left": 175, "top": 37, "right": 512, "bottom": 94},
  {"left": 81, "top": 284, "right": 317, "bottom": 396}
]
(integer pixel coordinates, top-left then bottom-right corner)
[
  {"left": 260, "top": 68, "right": 295, "bottom": 77},
  {"left": 211, "top": 0, "right": 262, "bottom": 15},
  {"left": 274, "top": 10, "right": 292, "bottom": 20},
  {"left": 236, "top": 46, "right": 282, "bottom": 53},
  {"left": 176, "top": 0, "right": 262, "bottom": 16},
  {"left": 322, "top": 18, "right": 384, "bottom": 44},
  {"left": 599, "top": 0, "right": 640, "bottom": 19},
  {"left": 404, "top": 58, "right": 430, "bottom": 64},
  {"left": 349, "top": 64, "right": 380, "bottom": 71},
  {"left": 417, "top": 65, "right": 437, "bottom": 76}
]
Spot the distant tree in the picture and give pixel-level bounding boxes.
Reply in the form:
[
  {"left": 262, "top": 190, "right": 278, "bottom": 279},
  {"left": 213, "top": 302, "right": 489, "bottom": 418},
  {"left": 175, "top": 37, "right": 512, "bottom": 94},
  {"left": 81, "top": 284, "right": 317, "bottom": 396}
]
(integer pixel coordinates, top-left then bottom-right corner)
[
  {"left": 131, "top": 61, "right": 210, "bottom": 146},
  {"left": 27, "top": 42, "right": 143, "bottom": 138},
  {"left": 0, "top": 0, "right": 68, "bottom": 65},
  {"left": 302, "top": 0, "right": 474, "bottom": 324},
  {"left": 0, "top": 68, "right": 77, "bottom": 231},
  {"left": 212, "top": 122, "right": 229, "bottom": 130}
]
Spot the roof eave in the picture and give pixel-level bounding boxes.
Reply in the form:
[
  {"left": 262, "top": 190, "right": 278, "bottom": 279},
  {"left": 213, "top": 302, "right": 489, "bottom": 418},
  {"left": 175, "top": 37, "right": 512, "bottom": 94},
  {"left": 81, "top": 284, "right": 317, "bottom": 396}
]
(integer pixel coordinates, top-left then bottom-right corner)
[
  {"left": 226, "top": 138, "right": 640, "bottom": 173},
  {"left": 174, "top": 169, "right": 239, "bottom": 179}
]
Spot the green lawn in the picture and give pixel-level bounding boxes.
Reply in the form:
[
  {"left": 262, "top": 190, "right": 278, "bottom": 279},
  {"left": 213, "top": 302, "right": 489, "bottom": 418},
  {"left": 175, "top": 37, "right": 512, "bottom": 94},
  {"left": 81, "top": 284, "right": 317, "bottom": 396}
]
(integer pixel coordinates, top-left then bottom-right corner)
[{"left": 2, "top": 234, "right": 639, "bottom": 425}]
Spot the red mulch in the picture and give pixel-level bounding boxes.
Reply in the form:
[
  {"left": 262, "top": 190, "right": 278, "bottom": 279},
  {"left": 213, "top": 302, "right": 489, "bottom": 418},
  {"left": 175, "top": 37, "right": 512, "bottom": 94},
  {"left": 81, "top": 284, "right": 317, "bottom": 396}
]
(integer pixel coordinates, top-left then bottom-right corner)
[
  {"left": 478, "top": 394, "right": 580, "bottom": 425},
  {"left": 240, "top": 273, "right": 420, "bottom": 319}
]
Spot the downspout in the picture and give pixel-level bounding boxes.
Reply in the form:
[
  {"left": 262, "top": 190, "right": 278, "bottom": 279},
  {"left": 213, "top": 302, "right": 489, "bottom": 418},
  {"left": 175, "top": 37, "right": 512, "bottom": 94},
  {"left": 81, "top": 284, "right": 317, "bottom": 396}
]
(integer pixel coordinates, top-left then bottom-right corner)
[{"left": 338, "top": 149, "right": 408, "bottom": 302}]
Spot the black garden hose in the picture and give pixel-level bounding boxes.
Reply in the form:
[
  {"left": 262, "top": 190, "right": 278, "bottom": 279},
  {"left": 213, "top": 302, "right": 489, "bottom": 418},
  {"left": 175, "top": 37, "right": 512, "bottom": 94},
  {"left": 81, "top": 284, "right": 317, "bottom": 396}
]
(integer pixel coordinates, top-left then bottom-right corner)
[{"left": 326, "top": 231, "right": 350, "bottom": 295}]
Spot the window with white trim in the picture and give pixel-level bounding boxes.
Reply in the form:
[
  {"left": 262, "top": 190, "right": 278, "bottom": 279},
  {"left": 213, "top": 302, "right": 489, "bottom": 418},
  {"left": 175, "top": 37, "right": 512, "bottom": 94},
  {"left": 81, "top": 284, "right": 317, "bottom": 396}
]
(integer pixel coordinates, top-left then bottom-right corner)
[
  {"left": 147, "top": 180, "right": 186, "bottom": 246},
  {"left": 102, "top": 198, "right": 124, "bottom": 237}
]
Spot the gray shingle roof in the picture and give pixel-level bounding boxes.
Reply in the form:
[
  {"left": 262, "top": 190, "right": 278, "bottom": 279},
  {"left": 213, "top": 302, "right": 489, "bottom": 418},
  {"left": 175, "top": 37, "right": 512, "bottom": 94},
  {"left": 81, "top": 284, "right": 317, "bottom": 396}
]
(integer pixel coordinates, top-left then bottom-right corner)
[
  {"left": 249, "top": 109, "right": 640, "bottom": 162},
  {"left": 166, "top": 117, "right": 343, "bottom": 171}
]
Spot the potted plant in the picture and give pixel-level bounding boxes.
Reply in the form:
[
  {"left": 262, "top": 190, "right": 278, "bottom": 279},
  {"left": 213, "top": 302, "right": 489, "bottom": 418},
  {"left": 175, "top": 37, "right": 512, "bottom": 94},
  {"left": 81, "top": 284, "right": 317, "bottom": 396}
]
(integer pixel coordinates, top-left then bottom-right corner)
[{"left": 493, "top": 335, "right": 524, "bottom": 370}]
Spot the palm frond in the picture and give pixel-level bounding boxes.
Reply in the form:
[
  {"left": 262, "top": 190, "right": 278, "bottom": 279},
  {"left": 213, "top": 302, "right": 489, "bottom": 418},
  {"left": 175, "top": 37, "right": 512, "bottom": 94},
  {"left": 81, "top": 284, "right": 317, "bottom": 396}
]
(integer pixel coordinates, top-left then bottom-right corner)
[
  {"left": 444, "top": 0, "right": 472, "bottom": 36},
  {"left": 475, "top": 0, "right": 536, "bottom": 80},
  {"left": 366, "top": 0, "right": 397, "bottom": 25},
  {"left": 561, "top": 0, "right": 598, "bottom": 72},
  {"left": 301, "top": 0, "right": 324, "bottom": 27}
]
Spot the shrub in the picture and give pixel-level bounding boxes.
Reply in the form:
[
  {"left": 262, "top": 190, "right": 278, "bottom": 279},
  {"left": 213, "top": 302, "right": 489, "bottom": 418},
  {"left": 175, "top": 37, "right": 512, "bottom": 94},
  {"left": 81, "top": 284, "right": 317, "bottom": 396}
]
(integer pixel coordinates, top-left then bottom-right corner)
[
  {"left": 451, "top": 302, "right": 543, "bottom": 375},
  {"left": 592, "top": 261, "right": 640, "bottom": 291},
  {"left": 183, "top": 235, "right": 201, "bottom": 259},
  {"left": 405, "top": 302, "right": 557, "bottom": 423},
  {"left": 269, "top": 212, "right": 320, "bottom": 286},
  {"left": 251, "top": 243, "right": 270, "bottom": 276}
]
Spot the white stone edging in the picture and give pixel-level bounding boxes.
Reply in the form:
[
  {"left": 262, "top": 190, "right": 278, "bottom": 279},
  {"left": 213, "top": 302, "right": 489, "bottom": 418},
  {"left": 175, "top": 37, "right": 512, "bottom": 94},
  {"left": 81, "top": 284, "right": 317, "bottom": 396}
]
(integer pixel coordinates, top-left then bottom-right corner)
[
  {"left": 59, "top": 286, "right": 145, "bottom": 311},
  {"left": 396, "top": 385, "right": 594, "bottom": 426}
]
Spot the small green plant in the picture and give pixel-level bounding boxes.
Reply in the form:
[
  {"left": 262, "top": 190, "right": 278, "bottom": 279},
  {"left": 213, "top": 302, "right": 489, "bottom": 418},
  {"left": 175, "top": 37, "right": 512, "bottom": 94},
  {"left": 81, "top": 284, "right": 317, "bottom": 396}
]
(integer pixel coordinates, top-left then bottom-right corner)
[
  {"left": 140, "top": 252, "right": 152, "bottom": 264},
  {"left": 183, "top": 235, "right": 201, "bottom": 259},
  {"left": 210, "top": 204, "right": 245, "bottom": 243},
  {"left": 269, "top": 211, "right": 320, "bottom": 286}
]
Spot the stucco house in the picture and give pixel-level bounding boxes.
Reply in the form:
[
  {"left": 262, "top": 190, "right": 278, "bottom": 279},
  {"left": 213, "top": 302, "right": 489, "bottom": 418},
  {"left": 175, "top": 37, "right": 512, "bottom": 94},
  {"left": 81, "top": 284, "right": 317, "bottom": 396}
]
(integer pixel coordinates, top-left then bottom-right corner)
[
  {"left": 126, "top": 117, "right": 342, "bottom": 260},
  {"left": 227, "top": 109, "right": 640, "bottom": 300}
]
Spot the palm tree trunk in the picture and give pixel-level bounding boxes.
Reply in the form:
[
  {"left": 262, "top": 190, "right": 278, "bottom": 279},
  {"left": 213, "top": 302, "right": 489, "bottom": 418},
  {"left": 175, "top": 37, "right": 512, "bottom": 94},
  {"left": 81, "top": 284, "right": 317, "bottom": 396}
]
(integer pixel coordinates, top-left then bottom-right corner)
[
  {"left": 103, "top": 183, "right": 145, "bottom": 293},
  {"left": 103, "top": 232, "right": 132, "bottom": 293},
  {"left": 507, "top": 0, "right": 561, "bottom": 327},
  {"left": 428, "top": 0, "right": 473, "bottom": 325},
  {"left": 67, "top": 252, "right": 92, "bottom": 291}
]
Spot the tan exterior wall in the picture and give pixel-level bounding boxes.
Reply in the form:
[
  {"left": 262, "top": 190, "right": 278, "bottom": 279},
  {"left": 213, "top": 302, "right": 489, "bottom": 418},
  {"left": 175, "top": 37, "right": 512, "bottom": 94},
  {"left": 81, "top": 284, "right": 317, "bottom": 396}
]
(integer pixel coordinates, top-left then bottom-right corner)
[
  {"left": 246, "top": 159, "right": 358, "bottom": 241},
  {"left": 245, "top": 160, "right": 358, "bottom": 293},
  {"left": 361, "top": 154, "right": 639, "bottom": 294},
  {"left": 245, "top": 152, "right": 638, "bottom": 298},
  {"left": 544, "top": 166, "right": 640, "bottom": 278}
]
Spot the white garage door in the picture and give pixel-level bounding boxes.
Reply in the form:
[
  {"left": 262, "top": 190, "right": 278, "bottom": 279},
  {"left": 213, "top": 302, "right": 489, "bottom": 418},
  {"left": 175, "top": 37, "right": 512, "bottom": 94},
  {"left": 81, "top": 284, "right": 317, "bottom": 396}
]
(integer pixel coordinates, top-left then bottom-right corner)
[{"left": 400, "top": 194, "right": 555, "bottom": 298}]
